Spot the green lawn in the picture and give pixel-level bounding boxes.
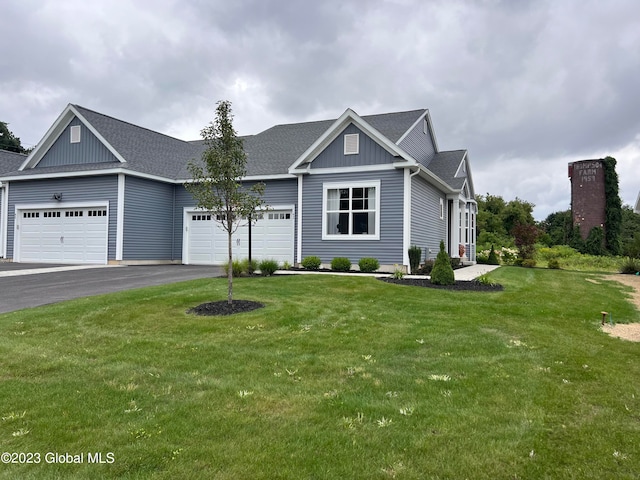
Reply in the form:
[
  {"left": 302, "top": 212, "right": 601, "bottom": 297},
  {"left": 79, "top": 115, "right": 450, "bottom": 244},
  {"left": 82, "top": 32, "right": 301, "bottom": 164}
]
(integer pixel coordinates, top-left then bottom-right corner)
[{"left": 0, "top": 268, "right": 639, "bottom": 479}]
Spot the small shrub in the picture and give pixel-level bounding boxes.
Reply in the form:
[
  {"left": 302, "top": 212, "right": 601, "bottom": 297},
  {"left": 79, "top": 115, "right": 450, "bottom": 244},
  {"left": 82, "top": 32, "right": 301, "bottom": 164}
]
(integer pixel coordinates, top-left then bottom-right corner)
[
  {"left": 301, "top": 256, "right": 322, "bottom": 270},
  {"left": 430, "top": 241, "right": 455, "bottom": 285},
  {"left": 419, "top": 260, "right": 434, "bottom": 275},
  {"left": 487, "top": 245, "right": 500, "bottom": 265},
  {"left": 224, "top": 259, "right": 245, "bottom": 277},
  {"left": 476, "top": 252, "right": 490, "bottom": 264},
  {"left": 408, "top": 245, "right": 422, "bottom": 273},
  {"left": 620, "top": 257, "right": 640, "bottom": 275},
  {"left": 521, "top": 259, "right": 537, "bottom": 268},
  {"left": 241, "top": 258, "right": 258, "bottom": 275},
  {"left": 547, "top": 258, "right": 561, "bottom": 269},
  {"left": 258, "top": 259, "right": 279, "bottom": 276},
  {"left": 331, "top": 257, "right": 352, "bottom": 272},
  {"left": 392, "top": 264, "right": 405, "bottom": 279},
  {"left": 450, "top": 257, "right": 461, "bottom": 270},
  {"left": 475, "top": 274, "right": 500, "bottom": 287},
  {"left": 281, "top": 261, "right": 291, "bottom": 270},
  {"left": 358, "top": 257, "right": 379, "bottom": 273}
]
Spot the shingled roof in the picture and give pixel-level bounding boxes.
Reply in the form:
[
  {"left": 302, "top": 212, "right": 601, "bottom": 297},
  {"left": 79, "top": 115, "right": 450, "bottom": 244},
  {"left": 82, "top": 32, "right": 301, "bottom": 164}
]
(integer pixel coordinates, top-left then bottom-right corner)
[
  {"left": 5, "top": 105, "right": 469, "bottom": 193},
  {"left": 0, "top": 149, "right": 27, "bottom": 175}
]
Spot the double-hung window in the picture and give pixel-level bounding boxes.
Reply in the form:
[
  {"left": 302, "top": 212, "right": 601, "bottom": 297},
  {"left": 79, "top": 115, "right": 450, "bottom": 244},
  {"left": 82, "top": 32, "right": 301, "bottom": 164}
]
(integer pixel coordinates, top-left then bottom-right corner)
[{"left": 323, "top": 181, "right": 380, "bottom": 239}]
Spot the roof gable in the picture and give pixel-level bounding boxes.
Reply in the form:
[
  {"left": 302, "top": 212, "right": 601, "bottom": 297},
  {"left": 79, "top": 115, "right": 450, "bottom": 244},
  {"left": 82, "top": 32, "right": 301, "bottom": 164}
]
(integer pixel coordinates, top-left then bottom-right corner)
[{"left": 288, "top": 108, "right": 422, "bottom": 173}]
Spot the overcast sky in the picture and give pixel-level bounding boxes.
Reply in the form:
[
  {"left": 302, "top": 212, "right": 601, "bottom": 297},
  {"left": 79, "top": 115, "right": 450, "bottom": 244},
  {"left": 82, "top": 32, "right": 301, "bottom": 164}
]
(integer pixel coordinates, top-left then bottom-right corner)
[{"left": 1, "top": 0, "right": 638, "bottom": 220}]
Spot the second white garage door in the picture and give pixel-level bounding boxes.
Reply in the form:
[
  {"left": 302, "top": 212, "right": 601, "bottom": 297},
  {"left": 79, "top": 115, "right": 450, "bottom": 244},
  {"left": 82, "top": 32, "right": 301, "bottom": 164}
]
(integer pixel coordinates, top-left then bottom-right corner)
[
  {"left": 185, "top": 208, "right": 294, "bottom": 265},
  {"left": 15, "top": 206, "right": 108, "bottom": 264}
]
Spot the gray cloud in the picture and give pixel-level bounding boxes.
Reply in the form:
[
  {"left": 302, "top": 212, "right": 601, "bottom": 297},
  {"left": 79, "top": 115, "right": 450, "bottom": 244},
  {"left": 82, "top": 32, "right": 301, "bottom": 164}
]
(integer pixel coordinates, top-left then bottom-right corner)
[{"left": 1, "top": 0, "right": 638, "bottom": 219}]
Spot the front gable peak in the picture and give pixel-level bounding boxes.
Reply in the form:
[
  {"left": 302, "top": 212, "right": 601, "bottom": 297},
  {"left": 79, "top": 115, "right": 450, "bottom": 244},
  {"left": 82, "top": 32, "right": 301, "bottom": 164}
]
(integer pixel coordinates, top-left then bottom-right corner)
[
  {"left": 20, "top": 104, "right": 126, "bottom": 171},
  {"left": 288, "top": 108, "right": 417, "bottom": 173}
]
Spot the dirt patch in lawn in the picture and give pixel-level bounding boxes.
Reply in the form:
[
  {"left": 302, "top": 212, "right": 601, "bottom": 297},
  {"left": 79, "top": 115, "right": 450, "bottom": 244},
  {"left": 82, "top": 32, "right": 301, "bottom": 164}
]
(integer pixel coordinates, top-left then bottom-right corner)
[{"left": 600, "top": 274, "right": 640, "bottom": 342}]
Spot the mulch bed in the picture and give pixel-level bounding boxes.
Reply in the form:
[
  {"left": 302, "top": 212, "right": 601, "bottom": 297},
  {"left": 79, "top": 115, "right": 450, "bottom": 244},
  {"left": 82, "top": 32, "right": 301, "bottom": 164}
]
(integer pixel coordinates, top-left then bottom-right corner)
[
  {"left": 379, "top": 278, "right": 503, "bottom": 291},
  {"left": 188, "top": 300, "right": 264, "bottom": 316}
]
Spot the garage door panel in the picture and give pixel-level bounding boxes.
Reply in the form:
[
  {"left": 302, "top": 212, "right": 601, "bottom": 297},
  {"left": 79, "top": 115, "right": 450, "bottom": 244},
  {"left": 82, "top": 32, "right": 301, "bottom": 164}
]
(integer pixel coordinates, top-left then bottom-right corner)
[
  {"left": 186, "top": 210, "right": 293, "bottom": 265},
  {"left": 17, "top": 207, "right": 108, "bottom": 265}
]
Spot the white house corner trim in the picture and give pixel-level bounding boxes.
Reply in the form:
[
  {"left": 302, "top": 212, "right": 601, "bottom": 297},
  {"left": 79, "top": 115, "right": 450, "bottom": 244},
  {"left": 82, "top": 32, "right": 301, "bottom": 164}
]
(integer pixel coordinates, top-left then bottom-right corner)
[
  {"left": 0, "top": 183, "right": 7, "bottom": 258},
  {"left": 296, "top": 175, "right": 303, "bottom": 264},
  {"left": 115, "top": 174, "right": 125, "bottom": 261},
  {"left": 403, "top": 168, "right": 412, "bottom": 270}
]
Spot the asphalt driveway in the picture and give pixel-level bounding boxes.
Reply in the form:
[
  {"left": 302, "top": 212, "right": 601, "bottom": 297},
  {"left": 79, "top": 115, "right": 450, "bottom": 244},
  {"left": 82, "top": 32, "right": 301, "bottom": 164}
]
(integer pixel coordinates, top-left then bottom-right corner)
[{"left": 0, "top": 264, "right": 223, "bottom": 314}]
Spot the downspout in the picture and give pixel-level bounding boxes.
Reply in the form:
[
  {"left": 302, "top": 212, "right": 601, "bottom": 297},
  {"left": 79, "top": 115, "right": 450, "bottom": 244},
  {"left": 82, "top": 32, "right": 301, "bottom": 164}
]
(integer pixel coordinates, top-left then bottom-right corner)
[
  {"left": 404, "top": 167, "right": 421, "bottom": 273},
  {"left": 0, "top": 182, "right": 4, "bottom": 258},
  {"left": 171, "top": 184, "right": 176, "bottom": 262}
]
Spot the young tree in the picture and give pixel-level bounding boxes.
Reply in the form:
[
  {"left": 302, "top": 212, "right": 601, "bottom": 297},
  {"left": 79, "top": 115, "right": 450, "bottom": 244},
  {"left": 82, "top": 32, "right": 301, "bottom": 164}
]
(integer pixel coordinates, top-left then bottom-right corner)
[{"left": 185, "top": 101, "right": 265, "bottom": 305}]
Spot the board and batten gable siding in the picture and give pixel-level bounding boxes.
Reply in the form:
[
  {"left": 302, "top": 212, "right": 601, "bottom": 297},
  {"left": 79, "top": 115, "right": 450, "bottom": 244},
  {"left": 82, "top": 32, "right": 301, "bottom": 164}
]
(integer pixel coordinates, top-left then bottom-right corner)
[
  {"left": 410, "top": 176, "right": 447, "bottom": 261},
  {"left": 310, "top": 124, "right": 397, "bottom": 169},
  {"left": 36, "top": 117, "right": 119, "bottom": 168},
  {"left": 122, "top": 176, "right": 175, "bottom": 260},
  {"left": 398, "top": 118, "right": 436, "bottom": 168},
  {"left": 6, "top": 175, "right": 119, "bottom": 259},
  {"left": 301, "top": 170, "right": 404, "bottom": 265},
  {"left": 173, "top": 178, "right": 298, "bottom": 260}
]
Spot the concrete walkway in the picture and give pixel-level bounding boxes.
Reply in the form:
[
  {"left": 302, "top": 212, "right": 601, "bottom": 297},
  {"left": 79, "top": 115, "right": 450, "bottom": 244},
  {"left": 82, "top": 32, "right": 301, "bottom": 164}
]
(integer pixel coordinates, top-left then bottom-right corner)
[{"left": 453, "top": 264, "right": 501, "bottom": 281}]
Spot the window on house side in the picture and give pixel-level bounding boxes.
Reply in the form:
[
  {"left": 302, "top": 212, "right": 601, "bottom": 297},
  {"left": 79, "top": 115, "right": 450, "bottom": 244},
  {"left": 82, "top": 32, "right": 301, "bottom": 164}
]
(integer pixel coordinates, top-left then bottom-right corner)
[{"left": 324, "top": 182, "right": 379, "bottom": 238}]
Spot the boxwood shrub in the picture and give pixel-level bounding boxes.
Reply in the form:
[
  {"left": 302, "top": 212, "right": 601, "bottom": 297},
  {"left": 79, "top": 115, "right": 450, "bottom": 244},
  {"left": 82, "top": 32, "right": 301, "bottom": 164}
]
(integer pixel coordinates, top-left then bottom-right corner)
[
  {"left": 301, "top": 256, "right": 322, "bottom": 270},
  {"left": 358, "top": 257, "right": 379, "bottom": 273},
  {"left": 331, "top": 257, "right": 352, "bottom": 272}
]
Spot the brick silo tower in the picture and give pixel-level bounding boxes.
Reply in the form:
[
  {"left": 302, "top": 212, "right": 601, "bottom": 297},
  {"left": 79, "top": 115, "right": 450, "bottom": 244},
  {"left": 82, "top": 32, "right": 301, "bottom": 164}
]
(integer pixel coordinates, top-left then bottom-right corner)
[{"left": 568, "top": 159, "right": 606, "bottom": 240}]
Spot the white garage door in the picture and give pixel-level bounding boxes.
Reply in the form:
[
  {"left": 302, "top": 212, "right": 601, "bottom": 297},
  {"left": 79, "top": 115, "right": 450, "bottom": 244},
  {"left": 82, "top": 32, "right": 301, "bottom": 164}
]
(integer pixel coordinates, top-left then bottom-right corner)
[
  {"left": 185, "top": 209, "right": 294, "bottom": 265},
  {"left": 16, "top": 207, "right": 108, "bottom": 264}
]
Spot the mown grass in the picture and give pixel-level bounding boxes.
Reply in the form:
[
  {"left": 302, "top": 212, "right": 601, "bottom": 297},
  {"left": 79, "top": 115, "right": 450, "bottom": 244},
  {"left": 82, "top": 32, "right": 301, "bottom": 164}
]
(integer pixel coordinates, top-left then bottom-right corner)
[{"left": 0, "top": 268, "right": 639, "bottom": 479}]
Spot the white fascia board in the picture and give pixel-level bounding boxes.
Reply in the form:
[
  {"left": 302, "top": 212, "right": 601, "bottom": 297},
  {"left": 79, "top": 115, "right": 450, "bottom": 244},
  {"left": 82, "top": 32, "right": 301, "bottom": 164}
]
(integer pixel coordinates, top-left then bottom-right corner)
[
  {"left": 2, "top": 168, "right": 175, "bottom": 184},
  {"left": 396, "top": 109, "right": 428, "bottom": 144},
  {"left": 19, "top": 104, "right": 127, "bottom": 171},
  {"left": 424, "top": 110, "right": 439, "bottom": 153},
  {"left": 416, "top": 164, "right": 457, "bottom": 194},
  {"left": 14, "top": 200, "right": 109, "bottom": 210},
  {"left": 306, "top": 163, "right": 397, "bottom": 176},
  {"left": 20, "top": 104, "right": 76, "bottom": 170},
  {"left": 178, "top": 173, "right": 296, "bottom": 184},
  {"left": 288, "top": 108, "right": 416, "bottom": 174}
]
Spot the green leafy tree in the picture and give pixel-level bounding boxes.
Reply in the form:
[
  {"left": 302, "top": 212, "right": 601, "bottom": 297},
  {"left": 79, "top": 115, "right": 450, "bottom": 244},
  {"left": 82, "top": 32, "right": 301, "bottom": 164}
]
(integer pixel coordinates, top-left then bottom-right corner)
[
  {"left": 621, "top": 205, "right": 640, "bottom": 257},
  {"left": 540, "top": 210, "right": 572, "bottom": 246},
  {"left": 0, "top": 121, "right": 28, "bottom": 154},
  {"left": 185, "top": 100, "right": 266, "bottom": 305}
]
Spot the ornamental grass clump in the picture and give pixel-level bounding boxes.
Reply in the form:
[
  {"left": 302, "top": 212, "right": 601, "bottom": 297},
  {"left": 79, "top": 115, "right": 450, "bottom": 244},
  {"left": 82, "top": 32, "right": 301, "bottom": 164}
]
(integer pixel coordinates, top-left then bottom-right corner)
[{"left": 430, "top": 241, "right": 455, "bottom": 285}]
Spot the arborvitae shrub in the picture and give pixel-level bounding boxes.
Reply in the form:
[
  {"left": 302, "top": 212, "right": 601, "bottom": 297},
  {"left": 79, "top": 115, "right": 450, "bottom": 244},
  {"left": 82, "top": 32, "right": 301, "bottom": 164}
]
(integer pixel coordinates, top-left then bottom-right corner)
[
  {"left": 487, "top": 245, "right": 500, "bottom": 265},
  {"left": 408, "top": 245, "right": 422, "bottom": 273},
  {"left": 430, "top": 241, "right": 455, "bottom": 285}
]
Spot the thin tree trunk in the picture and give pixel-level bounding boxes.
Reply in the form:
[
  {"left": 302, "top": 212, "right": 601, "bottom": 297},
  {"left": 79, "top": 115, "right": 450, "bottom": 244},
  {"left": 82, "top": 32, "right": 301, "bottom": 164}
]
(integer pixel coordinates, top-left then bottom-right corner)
[{"left": 228, "top": 228, "right": 233, "bottom": 305}]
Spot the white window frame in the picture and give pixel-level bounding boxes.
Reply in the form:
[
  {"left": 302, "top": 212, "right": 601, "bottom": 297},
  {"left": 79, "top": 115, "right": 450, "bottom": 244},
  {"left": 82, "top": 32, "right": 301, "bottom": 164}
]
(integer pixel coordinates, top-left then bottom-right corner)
[
  {"left": 322, "top": 180, "right": 380, "bottom": 240},
  {"left": 343, "top": 133, "right": 359, "bottom": 155}
]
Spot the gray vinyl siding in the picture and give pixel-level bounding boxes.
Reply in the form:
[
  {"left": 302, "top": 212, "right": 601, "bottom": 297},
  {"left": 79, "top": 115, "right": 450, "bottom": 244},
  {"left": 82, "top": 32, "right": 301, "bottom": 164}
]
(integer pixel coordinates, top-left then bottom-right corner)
[
  {"left": 173, "top": 178, "right": 298, "bottom": 261},
  {"left": 37, "top": 117, "right": 119, "bottom": 168},
  {"left": 398, "top": 119, "right": 436, "bottom": 168},
  {"left": 123, "top": 176, "right": 174, "bottom": 260},
  {"left": 410, "top": 176, "right": 447, "bottom": 261},
  {"left": 311, "top": 124, "right": 396, "bottom": 169},
  {"left": 6, "top": 175, "right": 118, "bottom": 259},
  {"left": 301, "top": 170, "right": 404, "bottom": 265}
]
